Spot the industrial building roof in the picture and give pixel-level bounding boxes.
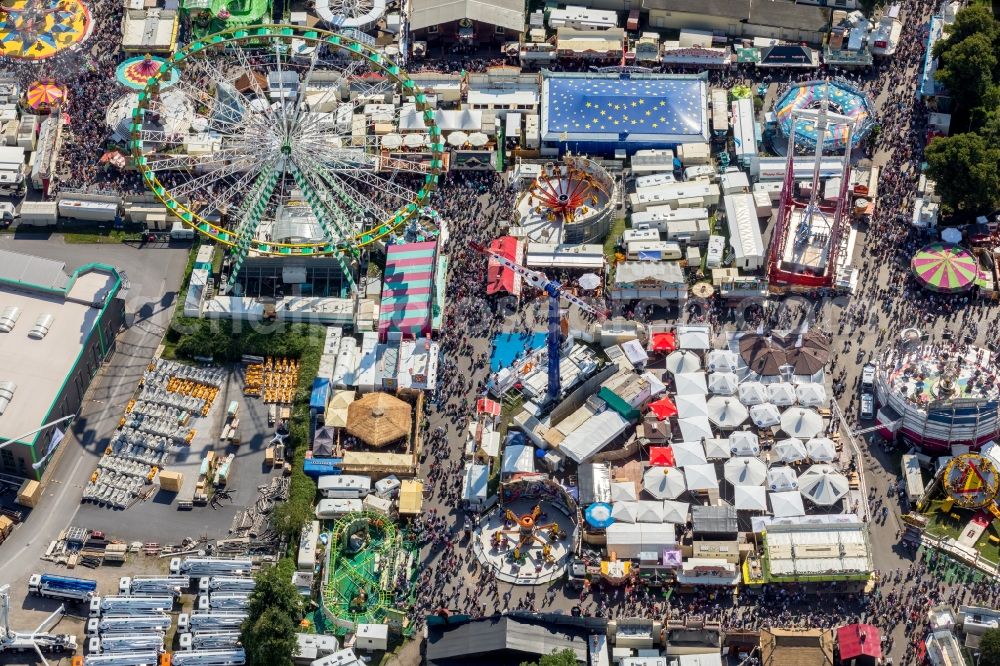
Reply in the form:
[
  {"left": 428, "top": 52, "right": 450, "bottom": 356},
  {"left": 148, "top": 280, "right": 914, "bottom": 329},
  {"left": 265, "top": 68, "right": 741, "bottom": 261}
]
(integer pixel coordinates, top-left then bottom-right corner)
[
  {"left": 426, "top": 616, "right": 590, "bottom": 665},
  {"left": 640, "top": 0, "right": 829, "bottom": 33},
  {"left": 0, "top": 260, "right": 120, "bottom": 440}
]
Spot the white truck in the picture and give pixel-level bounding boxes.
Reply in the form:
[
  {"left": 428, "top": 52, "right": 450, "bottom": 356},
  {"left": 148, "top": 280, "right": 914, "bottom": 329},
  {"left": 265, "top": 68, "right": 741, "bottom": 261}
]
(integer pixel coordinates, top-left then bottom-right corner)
[
  {"left": 197, "top": 593, "right": 250, "bottom": 612},
  {"left": 89, "top": 596, "right": 173, "bottom": 618},
  {"left": 170, "top": 558, "right": 252, "bottom": 578},
  {"left": 119, "top": 576, "right": 191, "bottom": 597},
  {"left": 197, "top": 577, "right": 256, "bottom": 594},
  {"left": 28, "top": 574, "right": 97, "bottom": 603},
  {"left": 86, "top": 615, "right": 171, "bottom": 636},
  {"left": 177, "top": 612, "right": 248, "bottom": 634}
]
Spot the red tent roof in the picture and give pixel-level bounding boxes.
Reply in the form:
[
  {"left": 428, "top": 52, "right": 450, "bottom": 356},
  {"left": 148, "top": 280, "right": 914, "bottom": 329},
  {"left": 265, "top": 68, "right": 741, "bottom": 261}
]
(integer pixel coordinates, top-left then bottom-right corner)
[
  {"left": 651, "top": 332, "right": 677, "bottom": 352},
  {"left": 477, "top": 397, "right": 501, "bottom": 417},
  {"left": 648, "top": 396, "right": 677, "bottom": 420},
  {"left": 837, "top": 624, "right": 881, "bottom": 660},
  {"left": 486, "top": 236, "right": 521, "bottom": 296},
  {"left": 649, "top": 446, "right": 675, "bottom": 467}
]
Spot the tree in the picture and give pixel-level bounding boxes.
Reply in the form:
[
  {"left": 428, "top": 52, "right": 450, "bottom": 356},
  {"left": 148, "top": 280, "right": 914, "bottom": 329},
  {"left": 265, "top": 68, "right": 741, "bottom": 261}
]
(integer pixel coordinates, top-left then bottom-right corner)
[
  {"left": 271, "top": 493, "right": 313, "bottom": 539},
  {"left": 520, "top": 649, "right": 579, "bottom": 666},
  {"left": 242, "top": 565, "right": 303, "bottom": 666},
  {"left": 243, "top": 606, "right": 298, "bottom": 666},
  {"left": 935, "top": 32, "right": 998, "bottom": 104},
  {"left": 944, "top": 5, "right": 999, "bottom": 45},
  {"left": 925, "top": 132, "right": 1000, "bottom": 215},
  {"left": 981, "top": 628, "right": 1000, "bottom": 666}
]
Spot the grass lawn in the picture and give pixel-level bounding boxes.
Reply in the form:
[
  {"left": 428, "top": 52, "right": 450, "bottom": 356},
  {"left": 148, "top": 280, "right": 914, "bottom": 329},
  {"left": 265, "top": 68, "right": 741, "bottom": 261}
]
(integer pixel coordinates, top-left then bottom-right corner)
[
  {"left": 604, "top": 217, "right": 626, "bottom": 264},
  {"left": 63, "top": 230, "right": 129, "bottom": 244},
  {"left": 923, "top": 500, "right": 1000, "bottom": 566}
]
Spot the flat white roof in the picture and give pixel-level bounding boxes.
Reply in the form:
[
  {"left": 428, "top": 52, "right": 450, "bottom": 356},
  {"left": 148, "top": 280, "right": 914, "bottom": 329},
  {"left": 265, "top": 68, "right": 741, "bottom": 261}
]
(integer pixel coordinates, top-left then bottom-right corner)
[{"left": 0, "top": 268, "right": 117, "bottom": 438}]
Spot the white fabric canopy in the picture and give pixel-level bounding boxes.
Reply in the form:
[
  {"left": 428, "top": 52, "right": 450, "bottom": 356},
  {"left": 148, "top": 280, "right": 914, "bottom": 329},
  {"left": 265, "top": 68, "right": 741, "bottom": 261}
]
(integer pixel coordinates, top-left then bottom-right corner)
[
  {"left": 381, "top": 133, "right": 403, "bottom": 150},
  {"left": 724, "top": 456, "right": 767, "bottom": 486},
  {"left": 781, "top": 408, "right": 825, "bottom": 438},
  {"left": 767, "top": 382, "right": 797, "bottom": 406},
  {"left": 684, "top": 464, "right": 719, "bottom": 491},
  {"left": 729, "top": 430, "right": 760, "bottom": 456},
  {"left": 666, "top": 350, "right": 702, "bottom": 374},
  {"left": 766, "top": 466, "right": 799, "bottom": 492},
  {"left": 637, "top": 500, "right": 667, "bottom": 523},
  {"left": 674, "top": 372, "right": 708, "bottom": 396},
  {"left": 612, "top": 501, "right": 638, "bottom": 523},
  {"left": 769, "top": 490, "right": 806, "bottom": 517},
  {"left": 735, "top": 485, "right": 768, "bottom": 511},
  {"left": 643, "top": 465, "right": 686, "bottom": 500},
  {"left": 467, "top": 131, "right": 489, "bottom": 147},
  {"left": 796, "top": 383, "right": 828, "bottom": 408},
  {"left": 501, "top": 444, "right": 535, "bottom": 475},
  {"left": 739, "top": 381, "right": 769, "bottom": 406},
  {"left": 708, "top": 372, "right": 739, "bottom": 396},
  {"left": 403, "top": 133, "right": 428, "bottom": 148},
  {"left": 707, "top": 349, "right": 739, "bottom": 373},
  {"left": 447, "top": 130, "right": 469, "bottom": 146},
  {"left": 678, "top": 416, "right": 713, "bottom": 442},
  {"left": 578, "top": 273, "right": 601, "bottom": 290},
  {"left": 706, "top": 396, "right": 748, "bottom": 428},
  {"left": 704, "top": 437, "right": 732, "bottom": 459},
  {"left": 807, "top": 436, "right": 838, "bottom": 462},
  {"left": 661, "top": 500, "right": 689, "bottom": 523},
  {"left": 799, "top": 464, "right": 850, "bottom": 505},
  {"left": 773, "top": 437, "right": 807, "bottom": 463},
  {"left": 611, "top": 480, "right": 638, "bottom": 502},
  {"left": 750, "top": 402, "right": 782, "bottom": 428},
  {"left": 676, "top": 393, "right": 708, "bottom": 418},
  {"left": 671, "top": 441, "right": 707, "bottom": 467}
]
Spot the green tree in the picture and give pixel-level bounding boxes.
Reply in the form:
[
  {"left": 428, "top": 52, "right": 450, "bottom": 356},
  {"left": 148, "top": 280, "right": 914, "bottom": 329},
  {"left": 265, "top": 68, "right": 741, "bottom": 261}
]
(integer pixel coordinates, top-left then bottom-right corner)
[
  {"left": 981, "top": 628, "right": 1000, "bottom": 666},
  {"left": 245, "top": 563, "right": 303, "bottom": 622},
  {"left": 243, "top": 606, "right": 298, "bottom": 666},
  {"left": 941, "top": 4, "right": 999, "bottom": 45},
  {"left": 935, "top": 32, "right": 998, "bottom": 103},
  {"left": 520, "top": 649, "right": 579, "bottom": 666},
  {"left": 856, "top": 0, "right": 882, "bottom": 17},
  {"left": 925, "top": 132, "right": 1000, "bottom": 215},
  {"left": 271, "top": 490, "right": 314, "bottom": 539}
]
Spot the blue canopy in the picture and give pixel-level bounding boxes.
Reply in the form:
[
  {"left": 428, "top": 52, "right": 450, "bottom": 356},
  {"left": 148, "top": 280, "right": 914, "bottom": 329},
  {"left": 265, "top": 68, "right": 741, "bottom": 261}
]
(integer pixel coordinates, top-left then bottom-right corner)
[{"left": 585, "top": 502, "right": 615, "bottom": 529}]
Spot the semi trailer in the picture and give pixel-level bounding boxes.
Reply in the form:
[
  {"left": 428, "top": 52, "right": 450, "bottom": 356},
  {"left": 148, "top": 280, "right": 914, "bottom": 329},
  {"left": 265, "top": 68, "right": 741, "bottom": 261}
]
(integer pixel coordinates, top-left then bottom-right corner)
[
  {"left": 119, "top": 577, "right": 191, "bottom": 597},
  {"left": 169, "top": 559, "right": 252, "bottom": 578},
  {"left": 89, "top": 596, "right": 173, "bottom": 617},
  {"left": 28, "top": 574, "right": 97, "bottom": 603},
  {"left": 86, "top": 615, "right": 171, "bottom": 636}
]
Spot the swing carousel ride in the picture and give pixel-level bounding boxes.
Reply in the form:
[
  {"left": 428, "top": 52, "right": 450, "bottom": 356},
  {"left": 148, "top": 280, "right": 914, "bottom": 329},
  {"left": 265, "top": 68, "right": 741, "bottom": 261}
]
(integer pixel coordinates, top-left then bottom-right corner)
[
  {"left": 942, "top": 452, "right": 1000, "bottom": 517},
  {"left": 515, "top": 155, "right": 616, "bottom": 244},
  {"left": 491, "top": 504, "right": 566, "bottom": 562}
]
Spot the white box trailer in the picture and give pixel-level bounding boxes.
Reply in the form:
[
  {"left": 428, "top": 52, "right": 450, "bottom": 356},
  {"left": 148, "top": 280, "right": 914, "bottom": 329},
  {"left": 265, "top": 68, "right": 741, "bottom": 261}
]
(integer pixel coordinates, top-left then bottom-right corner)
[
  {"left": 315, "top": 498, "right": 363, "bottom": 519},
  {"left": 631, "top": 205, "right": 709, "bottom": 233},
  {"left": 17, "top": 200, "right": 57, "bottom": 226},
  {"left": 317, "top": 474, "right": 371, "bottom": 499},
  {"left": 297, "top": 520, "right": 321, "bottom": 571}
]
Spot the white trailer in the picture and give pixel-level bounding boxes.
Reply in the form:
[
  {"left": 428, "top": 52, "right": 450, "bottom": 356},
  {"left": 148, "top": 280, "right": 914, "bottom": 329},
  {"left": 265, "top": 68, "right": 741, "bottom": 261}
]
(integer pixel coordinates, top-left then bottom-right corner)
[
  {"left": 170, "top": 558, "right": 252, "bottom": 578},
  {"left": 197, "top": 594, "right": 250, "bottom": 612},
  {"left": 171, "top": 649, "right": 246, "bottom": 666},
  {"left": 83, "top": 652, "right": 160, "bottom": 666},
  {"left": 179, "top": 633, "right": 241, "bottom": 651},
  {"left": 197, "top": 577, "right": 256, "bottom": 594},
  {"left": 89, "top": 634, "right": 165, "bottom": 654},
  {"left": 178, "top": 613, "right": 248, "bottom": 634},
  {"left": 89, "top": 596, "right": 173, "bottom": 618},
  {"left": 119, "top": 576, "right": 191, "bottom": 597},
  {"left": 86, "top": 615, "right": 171, "bottom": 636}
]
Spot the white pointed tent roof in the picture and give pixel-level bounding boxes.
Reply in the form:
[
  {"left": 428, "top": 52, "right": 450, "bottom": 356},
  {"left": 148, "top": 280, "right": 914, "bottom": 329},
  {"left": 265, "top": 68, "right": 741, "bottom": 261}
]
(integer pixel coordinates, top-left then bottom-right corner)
[
  {"left": 806, "top": 436, "right": 837, "bottom": 462},
  {"left": 781, "top": 408, "right": 825, "bottom": 439},
  {"left": 666, "top": 350, "right": 702, "bottom": 374},
  {"left": 708, "top": 372, "right": 739, "bottom": 396},
  {"left": 773, "top": 437, "right": 807, "bottom": 463},
  {"left": 671, "top": 441, "right": 707, "bottom": 467},
  {"left": 724, "top": 456, "right": 767, "bottom": 486},
  {"left": 750, "top": 402, "right": 782, "bottom": 428},
  {"left": 643, "top": 465, "right": 687, "bottom": 500},
  {"left": 766, "top": 466, "right": 799, "bottom": 492},
  {"left": 706, "top": 396, "right": 749, "bottom": 428},
  {"left": 735, "top": 485, "right": 768, "bottom": 511},
  {"left": 729, "top": 430, "right": 760, "bottom": 455},
  {"left": 798, "top": 464, "right": 850, "bottom": 505},
  {"left": 684, "top": 464, "right": 719, "bottom": 491},
  {"left": 769, "top": 490, "right": 806, "bottom": 517},
  {"left": 767, "top": 382, "right": 797, "bottom": 407},
  {"left": 739, "top": 381, "right": 769, "bottom": 405}
]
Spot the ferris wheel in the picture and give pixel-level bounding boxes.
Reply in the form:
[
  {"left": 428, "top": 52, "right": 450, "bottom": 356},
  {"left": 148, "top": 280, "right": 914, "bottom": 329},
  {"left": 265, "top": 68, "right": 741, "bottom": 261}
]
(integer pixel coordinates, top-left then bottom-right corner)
[{"left": 129, "top": 25, "right": 444, "bottom": 290}]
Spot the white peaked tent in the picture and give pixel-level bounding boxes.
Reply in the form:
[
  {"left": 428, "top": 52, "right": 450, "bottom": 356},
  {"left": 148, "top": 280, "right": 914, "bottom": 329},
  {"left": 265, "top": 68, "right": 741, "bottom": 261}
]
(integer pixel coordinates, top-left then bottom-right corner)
[
  {"left": 729, "top": 430, "right": 760, "bottom": 456},
  {"left": 704, "top": 438, "right": 732, "bottom": 459},
  {"left": 767, "top": 382, "right": 797, "bottom": 407},
  {"left": 637, "top": 500, "right": 667, "bottom": 523},
  {"left": 750, "top": 403, "right": 782, "bottom": 428},
  {"left": 612, "top": 501, "right": 638, "bottom": 523},
  {"left": 611, "top": 481, "right": 638, "bottom": 502},
  {"left": 684, "top": 464, "right": 719, "bottom": 491},
  {"left": 661, "top": 500, "right": 689, "bottom": 524},
  {"left": 799, "top": 464, "right": 850, "bottom": 505},
  {"left": 708, "top": 372, "right": 739, "bottom": 396},
  {"left": 769, "top": 490, "right": 806, "bottom": 517},
  {"left": 676, "top": 394, "right": 709, "bottom": 418},
  {"left": 666, "top": 350, "right": 702, "bottom": 374},
  {"left": 724, "top": 456, "right": 767, "bottom": 486},
  {"left": 806, "top": 436, "right": 838, "bottom": 462},
  {"left": 707, "top": 349, "right": 739, "bottom": 373},
  {"left": 675, "top": 372, "right": 708, "bottom": 396},
  {"left": 671, "top": 441, "right": 707, "bottom": 467},
  {"left": 643, "top": 465, "right": 687, "bottom": 500},
  {"left": 773, "top": 437, "right": 807, "bottom": 463},
  {"left": 796, "top": 383, "right": 828, "bottom": 408},
  {"left": 739, "top": 381, "right": 769, "bottom": 406},
  {"left": 678, "top": 416, "right": 713, "bottom": 442},
  {"left": 706, "top": 396, "right": 749, "bottom": 428},
  {"left": 781, "top": 408, "right": 825, "bottom": 439},
  {"left": 766, "top": 466, "right": 799, "bottom": 492},
  {"left": 735, "top": 485, "right": 768, "bottom": 511}
]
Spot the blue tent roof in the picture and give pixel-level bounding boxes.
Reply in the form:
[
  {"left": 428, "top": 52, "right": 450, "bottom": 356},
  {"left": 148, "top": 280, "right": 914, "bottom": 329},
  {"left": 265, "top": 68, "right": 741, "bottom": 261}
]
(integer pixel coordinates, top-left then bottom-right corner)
[{"left": 542, "top": 74, "right": 708, "bottom": 145}]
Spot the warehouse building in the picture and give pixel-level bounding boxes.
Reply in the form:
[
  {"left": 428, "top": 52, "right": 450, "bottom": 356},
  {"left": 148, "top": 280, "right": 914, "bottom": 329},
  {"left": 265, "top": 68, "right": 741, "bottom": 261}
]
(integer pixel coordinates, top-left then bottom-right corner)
[{"left": 0, "top": 251, "right": 125, "bottom": 479}]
